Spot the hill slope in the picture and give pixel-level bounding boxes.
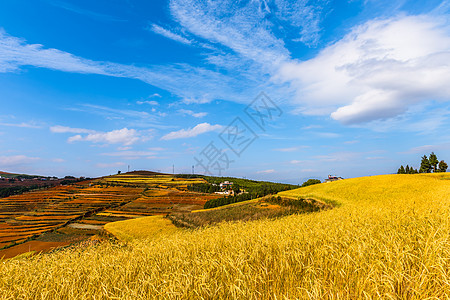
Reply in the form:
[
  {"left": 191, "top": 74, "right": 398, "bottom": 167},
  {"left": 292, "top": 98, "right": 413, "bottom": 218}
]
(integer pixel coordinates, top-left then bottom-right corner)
[{"left": 1, "top": 173, "right": 450, "bottom": 298}]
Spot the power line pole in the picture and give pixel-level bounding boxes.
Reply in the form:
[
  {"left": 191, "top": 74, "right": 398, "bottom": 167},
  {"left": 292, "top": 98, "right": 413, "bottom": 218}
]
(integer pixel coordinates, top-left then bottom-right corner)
[{"left": 172, "top": 164, "right": 175, "bottom": 175}]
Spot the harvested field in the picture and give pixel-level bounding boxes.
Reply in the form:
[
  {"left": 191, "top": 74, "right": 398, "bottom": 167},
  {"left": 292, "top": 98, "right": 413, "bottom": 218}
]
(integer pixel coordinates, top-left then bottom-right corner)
[
  {"left": 0, "top": 241, "right": 70, "bottom": 259},
  {"left": 68, "top": 223, "right": 103, "bottom": 230},
  {"left": 0, "top": 173, "right": 222, "bottom": 257},
  {"left": 0, "top": 180, "right": 144, "bottom": 251}
]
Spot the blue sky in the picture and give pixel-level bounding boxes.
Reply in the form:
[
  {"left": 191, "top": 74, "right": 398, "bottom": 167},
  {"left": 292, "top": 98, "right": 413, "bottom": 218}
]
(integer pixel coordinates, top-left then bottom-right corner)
[{"left": 1, "top": 0, "right": 450, "bottom": 184}]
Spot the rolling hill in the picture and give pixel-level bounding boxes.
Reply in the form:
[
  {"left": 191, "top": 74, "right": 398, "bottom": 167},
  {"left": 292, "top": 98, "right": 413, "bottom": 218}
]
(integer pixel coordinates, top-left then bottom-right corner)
[{"left": 1, "top": 173, "right": 450, "bottom": 298}]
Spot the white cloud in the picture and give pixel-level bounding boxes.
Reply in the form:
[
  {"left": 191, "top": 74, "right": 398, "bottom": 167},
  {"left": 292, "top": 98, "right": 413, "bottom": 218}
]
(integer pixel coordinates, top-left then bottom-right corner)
[
  {"left": 365, "top": 156, "right": 385, "bottom": 160},
  {"left": 148, "top": 147, "right": 165, "bottom": 151},
  {"left": 47, "top": 1, "right": 124, "bottom": 22},
  {"left": 52, "top": 124, "right": 154, "bottom": 146},
  {"left": 401, "top": 144, "right": 440, "bottom": 154},
  {"left": 278, "top": 15, "right": 450, "bottom": 124},
  {"left": 148, "top": 24, "right": 192, "bottom": 45},
  {"left": 273, "top": 146, "right": 308, "bottom": 152},
  {"left": 257, "top": 169, "right": 275, "bottom": 174},
  {"left": 117, "top": 146, "right": 132, "bottom": 151},
  {"left": 290, "top": 160, "right": 305, "bottom": 164},
  {"left": 50, "top": 125, "right": 96, "bottom": 134},
  {"left": 0, "top": 29, "right": 246, "bottom": 106},
  {"left": 169, "top": 0, "right": 324, "bottom": 67},
  {"left": 68, "top": 128, "right": 143, "bottom": 145},
  {"left": 170, "top": 0, "right": 285, "bottom": 73},
  {"left": 301, "top": 125, "right": 322, "bottom": 130},
  {"left": 315, "top": 132, "right": 341, "bottom": 138},
  {"left": 0, "top": 155, "right": 39, "bottom": 167},
  {"left": 0, "top": 122, "right": 42, "bottom": 128},
  {"left": 161, "top": 122, "right": 222, "bottom": 140},
  {"left": 52, "top": 158, "right": 65, "bottom": 163},
  {"left": 0, "top": 28, "right": 110, "bottom": 74},
  {"left": 178, "top": 109, "right": 207, "bottom": 118},
  {"left": 137, "top": 100, "right": 159, "bottom": 105}
]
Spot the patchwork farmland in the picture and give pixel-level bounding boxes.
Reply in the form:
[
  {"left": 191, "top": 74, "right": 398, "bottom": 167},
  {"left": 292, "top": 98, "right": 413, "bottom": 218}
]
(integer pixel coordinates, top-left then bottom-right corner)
[{"left": 0, "top": 171, "right": 220, "bottom": 258}]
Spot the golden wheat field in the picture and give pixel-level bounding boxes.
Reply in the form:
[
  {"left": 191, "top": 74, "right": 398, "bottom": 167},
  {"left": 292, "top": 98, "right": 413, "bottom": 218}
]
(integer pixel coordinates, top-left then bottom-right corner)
[{"left": 1, "top": 173, "right": 450, "bottom": 299}]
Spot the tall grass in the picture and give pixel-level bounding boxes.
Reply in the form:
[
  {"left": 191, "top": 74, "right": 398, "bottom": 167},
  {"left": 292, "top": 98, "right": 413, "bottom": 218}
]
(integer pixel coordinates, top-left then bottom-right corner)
[
  {"left": 1, "top": 173, "right": 450, "bottom": 298},
  {"left": 104, "top": 215, "right": 178, "bottom": 242}
]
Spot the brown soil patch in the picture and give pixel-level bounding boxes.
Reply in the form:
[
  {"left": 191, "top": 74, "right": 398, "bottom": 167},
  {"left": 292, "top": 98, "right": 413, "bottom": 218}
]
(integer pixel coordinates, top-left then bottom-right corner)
[{"left": 0, "top": 241, "right": 71, "bottom": 259}]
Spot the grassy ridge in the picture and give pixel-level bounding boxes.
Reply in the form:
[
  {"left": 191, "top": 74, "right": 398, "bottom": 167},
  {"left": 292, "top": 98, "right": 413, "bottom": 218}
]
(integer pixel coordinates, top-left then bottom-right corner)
[
  {"left": 169, "top": 195, "right": 328, "bottom": 228},
  {"left": 1, "top": 173, "right": 450, "bottom": 298}
]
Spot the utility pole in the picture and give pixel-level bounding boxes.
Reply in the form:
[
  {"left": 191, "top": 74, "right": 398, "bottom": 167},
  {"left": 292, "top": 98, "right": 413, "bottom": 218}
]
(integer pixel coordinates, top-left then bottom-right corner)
[
  {"left": 128, "top": 165, "right": 130, "bottom": 173},
  {"left": 192, "top": 165, "right": 194, "bottom": 175},
  {"left": 172, "top": 164, "right": 175, "bottom": 175}
]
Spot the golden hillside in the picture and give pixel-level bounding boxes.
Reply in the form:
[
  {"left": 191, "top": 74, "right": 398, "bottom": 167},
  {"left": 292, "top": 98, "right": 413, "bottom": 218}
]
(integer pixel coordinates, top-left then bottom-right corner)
[{"left": 1, "top": 173, "right": 450, "bottom": 298}]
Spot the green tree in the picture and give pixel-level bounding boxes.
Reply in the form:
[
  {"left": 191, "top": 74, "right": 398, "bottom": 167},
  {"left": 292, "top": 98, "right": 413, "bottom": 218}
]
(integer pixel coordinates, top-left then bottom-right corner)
[
  {"left": 405, "top": 165, "right": 410, "bottom": 174},
  {"left": 429, "top": 152, "right": 439, "bottom": 172},
  {"left": 397, "top": 165, "right": 406, "bottom": 174},
  {"left": 419, "top": 155, "right": 431, "bottom": 173},
  {"left": 438, "top": 160, "right": 448, "bottom": 172},
  {"left": 301, "top": 179, "right": 321, "bottom": 187},
  {"left": 232, "top": 183, "right": 241, "bottom": 194}
]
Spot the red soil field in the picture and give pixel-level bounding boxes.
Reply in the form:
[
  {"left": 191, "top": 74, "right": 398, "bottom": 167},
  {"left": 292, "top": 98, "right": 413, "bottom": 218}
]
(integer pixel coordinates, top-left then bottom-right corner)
[
  {"left": 0, "top": 174, "right": 222, "bottom": 258},
  {"left": 0, "top": 240, "right": 71, "bottom": 259}
]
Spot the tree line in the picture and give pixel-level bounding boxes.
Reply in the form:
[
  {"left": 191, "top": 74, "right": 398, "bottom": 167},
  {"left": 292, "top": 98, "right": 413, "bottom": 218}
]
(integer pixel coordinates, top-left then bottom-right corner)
[
  {"left": 187, "top": 183, "right": 221, "bottom": 193},
  {"left": 203, "top": 183, "right": 295, "bottom": 209},
  {"left": 0, "top": 185, "right": 42, "bottom": 198},
  {"left": 397, "top": 152, "right": 448, "bottom": 174}
]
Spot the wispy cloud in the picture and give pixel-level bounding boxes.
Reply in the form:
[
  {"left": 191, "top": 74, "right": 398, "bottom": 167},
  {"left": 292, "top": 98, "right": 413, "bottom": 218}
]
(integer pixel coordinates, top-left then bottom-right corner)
[
  {"left": 400, "top": 143, "right": 450, "bottom": 154},
  {"left": 47, "top": 0, "right": 125, "bottom": 22},
  {"left": 0, "top": 29, "right": 245, "bottom": 105},
  {"left": 301, "top": 125, "right": 322, "bottom": 130},
  {"left": 0, "top": 122, "right": 42, "bottom": 129},
  {"left": 161, "top": 122, "right": 222, "bottom": 140},
  {"left": 256, "top": 169, "right": 276, "bottom": 174},
  {"left": 50, "top": 125, "right": 96, "bottom": 134},
  {"left": 315, "top": 132, "right": 341, "bottom": 139},
  {"left": 100, "top": 151, "right": 162, "bottom": 160},
  {"left": 273, "top": 146, "right": 309, "bottom": 152},
  {"left": 137, "top": 100, "right": 159, "bottom": 105},
  {"left": 148, "top": 24, "right": 192, "bottom": 45},
  {"left": 290, "top": 160, "right": 305, "bottom": 164},
  {"left": 0, "top": 155, "right": 40, "bottom": 167},
  {"left": 169, "top": 0, "right": 324, "bottom": 67},
  {"left": 178, "top": 109, "right": 207, "bottom": 118}
]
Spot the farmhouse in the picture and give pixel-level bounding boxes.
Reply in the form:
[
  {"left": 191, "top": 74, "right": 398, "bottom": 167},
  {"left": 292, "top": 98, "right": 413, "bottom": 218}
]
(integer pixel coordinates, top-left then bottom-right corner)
[
  {"left": 219, "top": 181, "right": 233, "bottom": 189},
  {"left": 215, "top": 190, "right": 235, "bottom": 195},
  {"left": 325, "top": 175, "right": 343, "bottom": 183}
]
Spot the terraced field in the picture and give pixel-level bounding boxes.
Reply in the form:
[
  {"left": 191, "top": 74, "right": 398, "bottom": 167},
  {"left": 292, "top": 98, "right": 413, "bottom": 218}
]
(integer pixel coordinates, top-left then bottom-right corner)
[
  {"left": 0, "top": 182, "right": 144, "bottom": 250},
  {"left": 100, "top": 172, "right": 205, "bottom": 190},
  {"left": 0, "top": 172, "right": 221, "bottom": 258}
]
